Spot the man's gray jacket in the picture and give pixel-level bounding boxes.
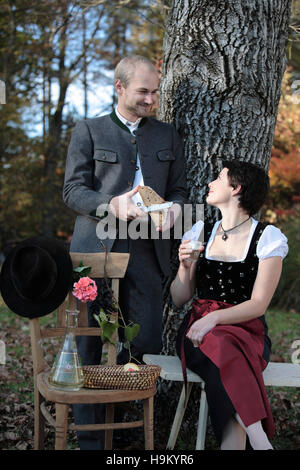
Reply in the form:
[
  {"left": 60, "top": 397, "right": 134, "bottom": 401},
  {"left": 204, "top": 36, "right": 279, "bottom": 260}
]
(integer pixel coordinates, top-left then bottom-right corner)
[{"left": 63, "top": 111, "right": 187, "bottom": 276}]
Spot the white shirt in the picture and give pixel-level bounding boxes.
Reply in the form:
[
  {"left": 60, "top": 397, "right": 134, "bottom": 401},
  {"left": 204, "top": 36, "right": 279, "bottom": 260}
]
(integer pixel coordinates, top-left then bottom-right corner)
[
  {"left": 205, "top": 218, "right": 288, "bottom": 261},
  {"left": 115, "top": 107, "right": 145, "bottom": 208},
  {"left": 182, "top": 219, "right": 288, "bottom": 262}
]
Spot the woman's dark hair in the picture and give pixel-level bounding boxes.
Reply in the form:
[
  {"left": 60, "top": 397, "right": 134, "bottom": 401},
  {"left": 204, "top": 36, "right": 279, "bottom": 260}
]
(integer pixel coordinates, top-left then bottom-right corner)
[{"left": 222, "top": 160, "right": 270, "bottom": 216}]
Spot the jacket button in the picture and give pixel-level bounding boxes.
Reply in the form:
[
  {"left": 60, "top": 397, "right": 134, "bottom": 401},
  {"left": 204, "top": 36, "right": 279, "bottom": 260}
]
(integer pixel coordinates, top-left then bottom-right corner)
[
  {"left": 102, "top": 155, "right": 106, "bottom": 160},
  {"left": 131, "top": 138, "right": 136, "bottom": 144},
  {"left": 130, "top": 160, "right": 135, "bottom": 164}
]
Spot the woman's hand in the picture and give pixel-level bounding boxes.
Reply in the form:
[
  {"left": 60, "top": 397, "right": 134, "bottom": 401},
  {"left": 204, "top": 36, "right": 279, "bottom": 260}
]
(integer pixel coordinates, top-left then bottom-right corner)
[
  {"left": 186, "top": 313, "right": 218, "bottom": 347},
  {"left": 171, "top": 239, "right": 201, "bottom": 307},
  {"left": 178, "top": 239, "right": 205, "bottom": 269}
]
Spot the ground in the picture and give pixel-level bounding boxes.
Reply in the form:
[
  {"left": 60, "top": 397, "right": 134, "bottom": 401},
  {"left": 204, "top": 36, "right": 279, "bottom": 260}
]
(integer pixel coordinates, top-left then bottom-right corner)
[{"left": 0, "top": 300, "right": 299, "bottom": 451}]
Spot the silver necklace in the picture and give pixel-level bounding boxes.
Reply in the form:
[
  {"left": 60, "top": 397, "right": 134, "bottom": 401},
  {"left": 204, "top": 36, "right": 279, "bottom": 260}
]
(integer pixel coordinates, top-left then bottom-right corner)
[{"left": 220, "top": 217, "right": 251, "bottom": 241}]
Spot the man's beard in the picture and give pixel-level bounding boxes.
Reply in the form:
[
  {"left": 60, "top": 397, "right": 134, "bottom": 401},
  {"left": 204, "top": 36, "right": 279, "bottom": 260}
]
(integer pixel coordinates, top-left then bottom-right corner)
[{"left": 126, "top": 102, "right": 152, "bottom": 118}]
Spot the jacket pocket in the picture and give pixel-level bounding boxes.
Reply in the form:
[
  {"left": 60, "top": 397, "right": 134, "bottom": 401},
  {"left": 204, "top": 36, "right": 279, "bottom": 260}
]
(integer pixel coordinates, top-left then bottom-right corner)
[
  {"left": 93, "top": 149, "right": 118, "bottom": 163},
  {"left": 157, "top": 149, "right": 175, "bottom": 162}
]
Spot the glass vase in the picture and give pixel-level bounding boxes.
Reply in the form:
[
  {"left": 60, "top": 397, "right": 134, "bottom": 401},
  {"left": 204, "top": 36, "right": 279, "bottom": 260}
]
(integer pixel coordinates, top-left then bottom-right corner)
[{"left": 48, "top": 309, "right": 84, "bottom": 391}]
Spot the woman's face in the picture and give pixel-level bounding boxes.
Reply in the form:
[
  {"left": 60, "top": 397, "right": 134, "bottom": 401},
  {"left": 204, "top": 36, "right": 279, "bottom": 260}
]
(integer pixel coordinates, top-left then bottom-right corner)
[{"left": 206, "top": 167, "right": 234, "bottom": 207}]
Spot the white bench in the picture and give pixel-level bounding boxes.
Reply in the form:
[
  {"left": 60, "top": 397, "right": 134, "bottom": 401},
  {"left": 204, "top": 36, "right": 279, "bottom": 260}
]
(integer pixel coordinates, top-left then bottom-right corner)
[{"left": 143, "top": 354, "right": 300, "bottom": 450}]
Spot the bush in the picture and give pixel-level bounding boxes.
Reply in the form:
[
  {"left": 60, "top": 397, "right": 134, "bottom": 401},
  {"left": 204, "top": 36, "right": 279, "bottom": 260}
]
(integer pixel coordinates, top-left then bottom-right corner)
[{"left": 268, "top": 209, "right": 300, "bottom": 312}]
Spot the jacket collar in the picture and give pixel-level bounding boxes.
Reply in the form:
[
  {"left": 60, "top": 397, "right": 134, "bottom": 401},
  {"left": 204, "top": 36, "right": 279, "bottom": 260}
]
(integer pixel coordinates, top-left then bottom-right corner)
[{"left": 109, "top": 109, "right": 147, "bottom": 133}]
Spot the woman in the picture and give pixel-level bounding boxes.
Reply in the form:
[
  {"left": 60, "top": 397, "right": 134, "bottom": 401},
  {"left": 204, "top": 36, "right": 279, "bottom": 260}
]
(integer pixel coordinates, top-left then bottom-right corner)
[{"left": 171, "top": 160, "right": 288, "bottom": 450}]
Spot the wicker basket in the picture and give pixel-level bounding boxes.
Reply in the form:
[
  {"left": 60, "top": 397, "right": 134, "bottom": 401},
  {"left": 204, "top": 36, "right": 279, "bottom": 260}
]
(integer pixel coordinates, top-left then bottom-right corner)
[{"left": 83, "top": 364, "right": 161, "bottom": 390}]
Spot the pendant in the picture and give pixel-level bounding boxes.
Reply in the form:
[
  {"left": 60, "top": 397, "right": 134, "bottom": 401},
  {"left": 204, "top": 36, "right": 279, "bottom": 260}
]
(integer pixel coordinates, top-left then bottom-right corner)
[{"left": 222, "top": 232, "right": 228, "bottom": 241}]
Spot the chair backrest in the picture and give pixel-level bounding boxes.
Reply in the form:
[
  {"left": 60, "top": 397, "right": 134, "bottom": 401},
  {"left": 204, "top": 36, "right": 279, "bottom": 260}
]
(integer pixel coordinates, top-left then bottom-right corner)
[{"left": 29, "top": 252, "right": 130, "bottom": 375}]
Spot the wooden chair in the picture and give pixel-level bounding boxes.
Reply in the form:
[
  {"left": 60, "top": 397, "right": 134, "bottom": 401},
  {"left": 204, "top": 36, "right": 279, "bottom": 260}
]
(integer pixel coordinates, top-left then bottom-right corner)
[
  {"left": 29, "top": 252, "right": 156, "bottom": 450},
  {"left": 143, "top": 354, "right": 300, "bottom": 450}
]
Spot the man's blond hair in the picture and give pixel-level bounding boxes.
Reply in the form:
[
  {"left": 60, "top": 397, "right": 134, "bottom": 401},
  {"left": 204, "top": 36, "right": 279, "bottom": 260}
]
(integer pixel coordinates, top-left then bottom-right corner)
[{"left": 114, "top": 55, "right": 157, "bottom": 87}]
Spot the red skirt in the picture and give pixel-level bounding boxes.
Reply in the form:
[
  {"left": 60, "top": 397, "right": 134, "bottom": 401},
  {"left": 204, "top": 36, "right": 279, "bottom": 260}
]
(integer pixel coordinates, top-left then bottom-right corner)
[{"left": 180, "top": 298, "right": 274, "bottom": 438}]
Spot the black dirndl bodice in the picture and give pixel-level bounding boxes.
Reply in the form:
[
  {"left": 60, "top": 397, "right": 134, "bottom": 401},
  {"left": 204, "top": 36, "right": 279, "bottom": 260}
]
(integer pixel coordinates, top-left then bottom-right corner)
[
  {"left": 197, "top": 221, "right": 264, "bottom": 304},
  {"left": 195, "top": 221, "right": 271, "bottom": 354}
]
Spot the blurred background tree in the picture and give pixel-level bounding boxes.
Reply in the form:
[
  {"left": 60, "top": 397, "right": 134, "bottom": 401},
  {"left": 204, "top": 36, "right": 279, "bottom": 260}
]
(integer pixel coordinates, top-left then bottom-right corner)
[
  {"left": 260, "top": 1, "right": 300, "bottom": 313},
  {"left": 0, "top": 0, "right": 165, "bottom": 252}
]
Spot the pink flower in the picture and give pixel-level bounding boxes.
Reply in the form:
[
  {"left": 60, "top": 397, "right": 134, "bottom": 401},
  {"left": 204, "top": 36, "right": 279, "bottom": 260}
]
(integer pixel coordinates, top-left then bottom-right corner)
[{"left": 72, "top": 277, "right": 98, "bottom": 303}]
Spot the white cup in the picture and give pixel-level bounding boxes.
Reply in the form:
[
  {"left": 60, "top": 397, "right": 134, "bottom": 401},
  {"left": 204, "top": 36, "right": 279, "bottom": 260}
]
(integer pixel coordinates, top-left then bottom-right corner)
[{"left": 186, "top": 240, "right": 204, "bottom": 262}]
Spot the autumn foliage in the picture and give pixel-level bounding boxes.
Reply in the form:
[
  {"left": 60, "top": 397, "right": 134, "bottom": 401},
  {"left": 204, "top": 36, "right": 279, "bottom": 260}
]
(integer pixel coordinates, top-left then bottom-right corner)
[
  {"left": 266, "top": 68, "right": 300, "bottom": 218},
  {"left": 264, "top": 68, "right": 300, "bottom": 312}
]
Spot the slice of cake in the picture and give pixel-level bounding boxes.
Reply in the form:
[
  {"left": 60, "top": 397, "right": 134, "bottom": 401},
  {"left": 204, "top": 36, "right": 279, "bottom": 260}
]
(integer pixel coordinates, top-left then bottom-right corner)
[{"left": 138, "top": 186, "right": 168, "bottom": 227}]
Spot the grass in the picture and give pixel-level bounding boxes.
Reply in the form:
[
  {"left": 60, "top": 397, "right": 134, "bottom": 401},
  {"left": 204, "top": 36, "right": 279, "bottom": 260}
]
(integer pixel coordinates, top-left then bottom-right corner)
[{"left": 0, "top": 297, "right": 299, "bottom": 450}]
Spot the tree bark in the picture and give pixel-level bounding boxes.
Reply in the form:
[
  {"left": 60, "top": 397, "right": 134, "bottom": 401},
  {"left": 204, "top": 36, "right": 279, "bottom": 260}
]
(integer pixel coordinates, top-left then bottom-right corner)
[
  {"left": 158, "top": 0, "right": 291, "bottom": 354},
  {"left": 160, "top": 0, "right": 291, "bottom": 216}
]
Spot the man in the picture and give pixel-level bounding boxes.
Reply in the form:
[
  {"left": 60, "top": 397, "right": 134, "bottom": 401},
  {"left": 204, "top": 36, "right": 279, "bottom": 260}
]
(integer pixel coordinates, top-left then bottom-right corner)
[{"left": 63, "top": 55, "right": 187, "bottom": 449}]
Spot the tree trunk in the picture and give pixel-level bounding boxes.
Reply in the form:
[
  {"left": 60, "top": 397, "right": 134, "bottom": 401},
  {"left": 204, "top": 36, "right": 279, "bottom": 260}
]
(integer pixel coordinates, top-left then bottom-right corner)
[
  {"left": 160, "top": 0, "right": 291, "bottom": 213},
  {"left": 159, "top": 0, "right": 291, "bottom": 354},
  {"left": 42, "top": 80, "right": 68, "bottom": 237},
  {"left": 42, "top": 2, "right": 69, "bottom": 237}
]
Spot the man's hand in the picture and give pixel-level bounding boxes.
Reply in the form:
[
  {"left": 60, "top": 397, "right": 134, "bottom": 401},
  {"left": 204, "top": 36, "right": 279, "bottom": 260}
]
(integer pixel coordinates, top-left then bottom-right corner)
[
  {"left": 109, "top": 186, "right": 146, "bottom": 221},
  {"left": 156, "top": 203, "right": 182, "bottom": 232}
]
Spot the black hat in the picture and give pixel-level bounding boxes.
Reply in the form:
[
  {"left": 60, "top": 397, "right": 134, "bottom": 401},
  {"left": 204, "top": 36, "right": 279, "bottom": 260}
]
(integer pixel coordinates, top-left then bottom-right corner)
[{"left": 0, "top": 237, "right": 73, "bottom": 318}]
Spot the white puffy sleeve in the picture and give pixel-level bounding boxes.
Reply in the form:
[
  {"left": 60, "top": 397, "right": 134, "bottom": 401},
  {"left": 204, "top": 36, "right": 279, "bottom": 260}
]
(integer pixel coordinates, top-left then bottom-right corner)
[{"left": 256, "top": 225, "right": 288, "bottom": 260}]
